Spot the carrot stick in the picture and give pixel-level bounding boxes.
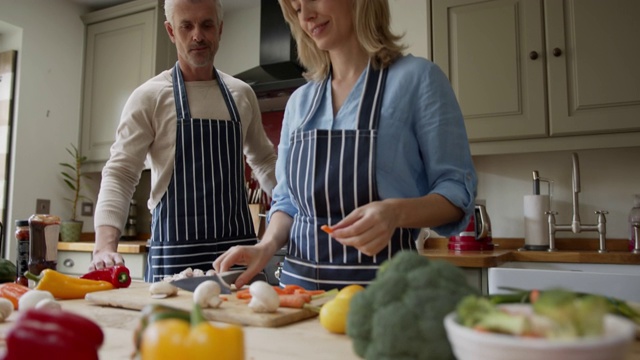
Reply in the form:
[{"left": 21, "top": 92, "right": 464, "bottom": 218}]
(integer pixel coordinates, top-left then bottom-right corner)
[
  {"left": 320, "top": 225, "right": 333, "bottom": 234},
  {"left": 279, "top": 294, "right": 312, "bottom": 308},
  {"left": 0, "top": 283, "right": 30, "bottom": 310},
  {"left": 236, "top": 289, "right": 252, "bottom": 300}
]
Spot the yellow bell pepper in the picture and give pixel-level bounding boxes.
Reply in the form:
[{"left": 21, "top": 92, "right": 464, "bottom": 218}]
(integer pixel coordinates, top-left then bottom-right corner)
[
  {"left": 140, "top": 304, "right": 244, "bottom": 360},
  {"left": 25, "top": 269, "right": 114, "bottom": 299}
]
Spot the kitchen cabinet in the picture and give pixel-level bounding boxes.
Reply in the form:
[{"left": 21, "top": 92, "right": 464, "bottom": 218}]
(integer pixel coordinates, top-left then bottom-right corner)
[
  {"left": 432, "top": 0, "right": 640, "bottom": 154},
  {"left": 58, "top": 250, "right": 93, "bottom": 276},
  {"left": 57, "top": 250, "right": 147, "bottom": 280},
  {"left": 80, "top": 0, "right": 176, "bottom": 170}
]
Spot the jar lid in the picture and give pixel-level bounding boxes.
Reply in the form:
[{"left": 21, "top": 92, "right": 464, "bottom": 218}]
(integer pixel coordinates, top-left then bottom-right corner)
[{"left": 15, "top": 220, "right": 29, "bottom": 227}]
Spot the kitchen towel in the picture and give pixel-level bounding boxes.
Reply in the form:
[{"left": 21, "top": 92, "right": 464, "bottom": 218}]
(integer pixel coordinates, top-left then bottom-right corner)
[{"left": 524, "top": 195, "right": 550, "bottom": 250}]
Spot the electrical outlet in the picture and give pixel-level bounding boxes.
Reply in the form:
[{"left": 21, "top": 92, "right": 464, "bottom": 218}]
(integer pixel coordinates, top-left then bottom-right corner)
[
  {"left": 81, "top": 201, "right": 94, "bottom": 216},
  {"left": 36, "top": 199, "right": 50, "bottom": 214}
]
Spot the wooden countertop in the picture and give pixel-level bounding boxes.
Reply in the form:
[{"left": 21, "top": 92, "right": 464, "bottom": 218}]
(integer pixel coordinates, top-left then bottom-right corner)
[
  {"left": 58, "top": 235, "right": 640, "bottom": 267},
  {"left": 0, "top": 282, "right": 359, "bottom": 360},
  {"left": 58, "top": 233, "right": 149, "bottom": 254},
  {"left": 0, "top": 282, "right": 637, "bottom": 359},
  {"left": 421, "top": 238, "right": 640, "bottom": 268}
]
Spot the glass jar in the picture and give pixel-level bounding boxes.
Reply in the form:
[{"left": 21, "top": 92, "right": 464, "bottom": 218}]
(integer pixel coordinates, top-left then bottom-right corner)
[
  {"left": 15, "top": 220, "right": 29, "bottom": 286},
  {"left": 28, "top": 214, "right": 60, "bottom": 276}
]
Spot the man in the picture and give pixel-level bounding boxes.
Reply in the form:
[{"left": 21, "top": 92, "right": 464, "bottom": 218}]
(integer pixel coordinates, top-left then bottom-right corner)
[{"left": 90, "top": 0, "right": 277, "bottom": 282}]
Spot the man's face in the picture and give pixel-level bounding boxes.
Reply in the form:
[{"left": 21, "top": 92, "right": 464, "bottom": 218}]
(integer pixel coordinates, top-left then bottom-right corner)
[{"left": 166, "top": 0, "right": 222, "bottom": 69}]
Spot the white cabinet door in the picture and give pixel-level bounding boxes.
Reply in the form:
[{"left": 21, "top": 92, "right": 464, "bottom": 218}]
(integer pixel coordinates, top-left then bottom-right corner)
[
  {"left": 545, "top": 0, "right": 640, "bottom": 136},
  {"left": 433, "top": 0, "right": 547, "bottom": 141},
  {"left": 81, "top": 10, "right": 154, "bottom": 163},
  {"left": 432, "top": 0, "right": 640, "bottom": 145}
]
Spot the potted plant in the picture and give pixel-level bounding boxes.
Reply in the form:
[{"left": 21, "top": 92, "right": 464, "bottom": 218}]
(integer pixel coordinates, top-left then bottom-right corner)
[{"left": 59, "top": 144, "right": 89, "bottom": 242}]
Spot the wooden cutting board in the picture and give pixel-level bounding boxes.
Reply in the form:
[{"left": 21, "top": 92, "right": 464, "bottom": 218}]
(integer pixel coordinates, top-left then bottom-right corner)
[{"left": 85, "top": 282, "right": 330, "bottom": 328}]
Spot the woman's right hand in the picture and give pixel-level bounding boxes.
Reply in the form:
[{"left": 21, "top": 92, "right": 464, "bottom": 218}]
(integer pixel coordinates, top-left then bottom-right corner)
[
  {"left": 213, "top": 243, "right": 275, "bottom": 289},
  {"left": 214, "top": 211, "right": 294, "bottom": 289}
]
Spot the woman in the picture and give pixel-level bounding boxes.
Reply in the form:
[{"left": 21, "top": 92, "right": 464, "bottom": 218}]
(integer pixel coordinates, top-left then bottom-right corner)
[{"left": 214, "top": 0, "right": 477, "bottom": 290}]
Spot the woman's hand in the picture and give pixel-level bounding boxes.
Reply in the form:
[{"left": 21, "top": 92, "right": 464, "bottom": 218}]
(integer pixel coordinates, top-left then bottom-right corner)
[
  {"left": 329, "top": 200, "right": 400, "bottom": 256},
  {"left": 213, "top": 243, "right": 275, "bottom": 289}
]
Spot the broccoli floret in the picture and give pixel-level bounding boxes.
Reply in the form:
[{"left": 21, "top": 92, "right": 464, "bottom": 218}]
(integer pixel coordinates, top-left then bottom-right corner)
[{"left": 346, "top": 251, "right": 480, "bottom": 360}]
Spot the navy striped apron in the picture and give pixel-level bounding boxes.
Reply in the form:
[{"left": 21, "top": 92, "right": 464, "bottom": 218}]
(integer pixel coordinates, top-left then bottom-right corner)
[
  {"left": 146, "top": 63, "right": 256, "bottom": 282},
  {"left": 279, "top": 64, "right": 417, "bottom": 290}
]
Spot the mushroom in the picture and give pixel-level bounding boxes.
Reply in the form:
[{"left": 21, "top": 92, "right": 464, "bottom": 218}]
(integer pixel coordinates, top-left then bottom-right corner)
[
  {"left": 149, "top": 281, "right": 179, "bottom": 299},
  {"left": 193, "top": 280, "right": 223, "bottom": 309},
  {"left": 247, "top": 280, "right": 279, "bottom": 313},
  {"left": 18, "top": 290, "right": 55, "bottom": 311},
  {"left": 0, "top": 298, "right": 13, "bottom": 322},
  {"left": 35, "top": 298, "right": 62, "bottom": 311}
]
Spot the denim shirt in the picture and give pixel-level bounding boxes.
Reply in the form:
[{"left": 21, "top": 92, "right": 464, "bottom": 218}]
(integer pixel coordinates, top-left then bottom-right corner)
[{"left": 269, "top": 55, "right": 477, "bottom": 236}]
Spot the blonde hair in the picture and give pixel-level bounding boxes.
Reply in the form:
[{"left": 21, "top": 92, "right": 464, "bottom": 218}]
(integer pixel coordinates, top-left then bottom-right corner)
[
  {"left": 278, "top": 0, "right": 406, "bottom": 82},
  {"left": 165, "top": 0, "right": 223, "bottom": 26}
]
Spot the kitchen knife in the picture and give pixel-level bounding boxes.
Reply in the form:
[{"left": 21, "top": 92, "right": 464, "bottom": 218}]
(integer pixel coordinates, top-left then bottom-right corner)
[{"left": 171, "top": 270, "right": 268, "bottom": 293}]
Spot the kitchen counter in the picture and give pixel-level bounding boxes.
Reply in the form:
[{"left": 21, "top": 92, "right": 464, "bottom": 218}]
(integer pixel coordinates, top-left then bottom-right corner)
[
  {"left": 0, "top": 282, "right": 359, "bottom": 360},
  {"left": 0, "top": 282, "right": 638, "bottom": 359},
  {"left": 421, "top": 238, "right": 640, "bottom": 268},
  {"left": 58, "top": 240, "right": 148, "bottom": 254},
  {"left": 60, "top": 235, "right": 639, "bottom": 268}
]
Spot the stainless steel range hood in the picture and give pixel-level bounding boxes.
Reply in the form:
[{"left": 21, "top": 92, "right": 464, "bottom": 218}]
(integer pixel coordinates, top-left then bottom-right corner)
[{"left": 234, "top": 0, "right": 306, "bottom": 96}]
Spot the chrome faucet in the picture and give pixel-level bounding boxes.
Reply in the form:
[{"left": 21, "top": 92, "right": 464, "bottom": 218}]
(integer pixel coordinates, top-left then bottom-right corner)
[{"left": 545, "top": 153, "right": 608, "bottom": 253}]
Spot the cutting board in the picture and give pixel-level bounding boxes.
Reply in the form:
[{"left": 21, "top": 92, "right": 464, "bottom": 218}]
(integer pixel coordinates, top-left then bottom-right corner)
[{"left": 85, "top": 282, "right": 330, "bottom": 328}]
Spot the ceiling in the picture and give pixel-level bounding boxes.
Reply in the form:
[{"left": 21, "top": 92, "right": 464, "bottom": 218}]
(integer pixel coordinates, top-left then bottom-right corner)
[{"left": 70, "top": 0, "right": 258, "bottom": 13}]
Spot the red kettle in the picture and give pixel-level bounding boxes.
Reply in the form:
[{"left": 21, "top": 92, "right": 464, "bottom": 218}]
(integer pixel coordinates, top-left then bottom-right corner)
[{"left": 448, "top": 205, "right": 494, "bottom": 251}]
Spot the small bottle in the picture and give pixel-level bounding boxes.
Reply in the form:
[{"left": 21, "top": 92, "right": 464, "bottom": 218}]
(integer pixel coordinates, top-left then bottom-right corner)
[
  {"left": 629, "top": 194, "right": 640, "bottom": 252},
  {"left": 14, "top": 220, "right": 30, "bottom": 286}
]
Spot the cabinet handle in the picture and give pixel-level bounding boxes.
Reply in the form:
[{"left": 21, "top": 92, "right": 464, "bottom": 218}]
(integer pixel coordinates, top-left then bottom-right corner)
[
  {"left": 63, "top": 258, "right": 74, "bottom": 268},
  {"left": 529, "top": 51, "right": 539, "bottom": 60},
  {"left": 552, "top": 48, "right": 563, "bottom": 57}
]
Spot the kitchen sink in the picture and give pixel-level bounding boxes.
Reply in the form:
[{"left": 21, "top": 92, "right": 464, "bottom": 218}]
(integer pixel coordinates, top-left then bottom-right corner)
[{"left": 488, "top": 262, "right": 640, "bottom": 302}]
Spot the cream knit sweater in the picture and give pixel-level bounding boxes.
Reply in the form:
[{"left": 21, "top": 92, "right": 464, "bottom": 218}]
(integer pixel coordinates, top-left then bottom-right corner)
[{"left": 94, "top": 68, "right": 277, "bottom": 233}]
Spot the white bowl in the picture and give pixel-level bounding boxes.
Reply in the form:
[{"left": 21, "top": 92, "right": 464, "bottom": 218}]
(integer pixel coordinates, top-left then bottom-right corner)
[{"left": 443, "top": 304, "right": 636, "bottom": 360}]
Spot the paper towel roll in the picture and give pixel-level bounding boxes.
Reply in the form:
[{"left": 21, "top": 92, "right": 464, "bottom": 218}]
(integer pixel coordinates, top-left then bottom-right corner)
[{"left": 524, "top": 195, "right": 550, "bottom": 249}]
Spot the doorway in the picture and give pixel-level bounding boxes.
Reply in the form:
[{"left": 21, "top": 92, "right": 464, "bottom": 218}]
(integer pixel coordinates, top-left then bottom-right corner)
[{"left": 0, "top": 50, "right": 17, "bottom": 255}]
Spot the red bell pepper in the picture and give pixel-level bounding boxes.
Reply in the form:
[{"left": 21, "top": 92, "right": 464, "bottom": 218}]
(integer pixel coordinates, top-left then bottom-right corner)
[
  {"left": 81, "top": 264, "right": 132, "bottom": 288},
  {"left": 4, "top": 308, "right": 104, "bottom": 360}
]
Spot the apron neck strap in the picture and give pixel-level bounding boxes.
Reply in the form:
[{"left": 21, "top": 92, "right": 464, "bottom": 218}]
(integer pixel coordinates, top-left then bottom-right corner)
[
  {"left": 356, "top": 62, "right": 388, "bottom": 130},
  {"left": 171, "top": 62, "right": 240, "bottom": 122}
]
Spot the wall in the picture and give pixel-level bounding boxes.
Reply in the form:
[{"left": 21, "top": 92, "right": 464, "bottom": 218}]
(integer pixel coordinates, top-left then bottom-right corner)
[
  {"left": 476, "top": 147, "right": 640, "bottom": 240},
  {"left": 0, "top": 0, "right": 89, "bottom": 260}
]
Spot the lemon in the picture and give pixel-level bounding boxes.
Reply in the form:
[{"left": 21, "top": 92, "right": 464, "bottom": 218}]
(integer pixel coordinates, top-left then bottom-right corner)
[
  {"left": 319, "top": 297, "right": 351, "bottom": 334},
  {"left": 335, "top": 284, "right": 365, "bottom": 300},
  {"left": 320, "top": 284, "right": 365, "bottom": 334}
]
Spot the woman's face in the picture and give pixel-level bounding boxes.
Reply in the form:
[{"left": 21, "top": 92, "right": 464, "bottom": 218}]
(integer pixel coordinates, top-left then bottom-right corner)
[{"left": 291, "top": 0, "right": 355, "bottom": 52}]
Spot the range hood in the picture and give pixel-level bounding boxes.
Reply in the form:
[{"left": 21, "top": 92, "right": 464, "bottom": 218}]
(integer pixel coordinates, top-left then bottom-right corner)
[{"left": 234, "top": 0, "right": 306, "bottom": 96}]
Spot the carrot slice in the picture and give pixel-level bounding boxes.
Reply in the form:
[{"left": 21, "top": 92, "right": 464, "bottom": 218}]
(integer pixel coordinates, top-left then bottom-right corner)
[
  {"left": 0, "top": 283, "right": 30, "bottom": 310},
  {"left": 279, "top": 294, "right": 312, "bottom": 308},
  {"left": 320, "top": 224, "right": 333, "bottom": 234}
]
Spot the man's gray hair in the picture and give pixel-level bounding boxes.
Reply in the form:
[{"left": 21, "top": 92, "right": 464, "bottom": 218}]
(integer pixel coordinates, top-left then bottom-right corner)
[{"left": 164, "top": 0, "right": 223, "bottom": 26}]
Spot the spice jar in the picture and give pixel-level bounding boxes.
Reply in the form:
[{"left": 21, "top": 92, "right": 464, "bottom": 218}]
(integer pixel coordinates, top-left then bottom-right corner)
[
  {"left": 28, "top": 214, "right": 60, "bottom": 276},
  {"left": 15, "top": 220, "right": 29, "bottom": 286}
]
